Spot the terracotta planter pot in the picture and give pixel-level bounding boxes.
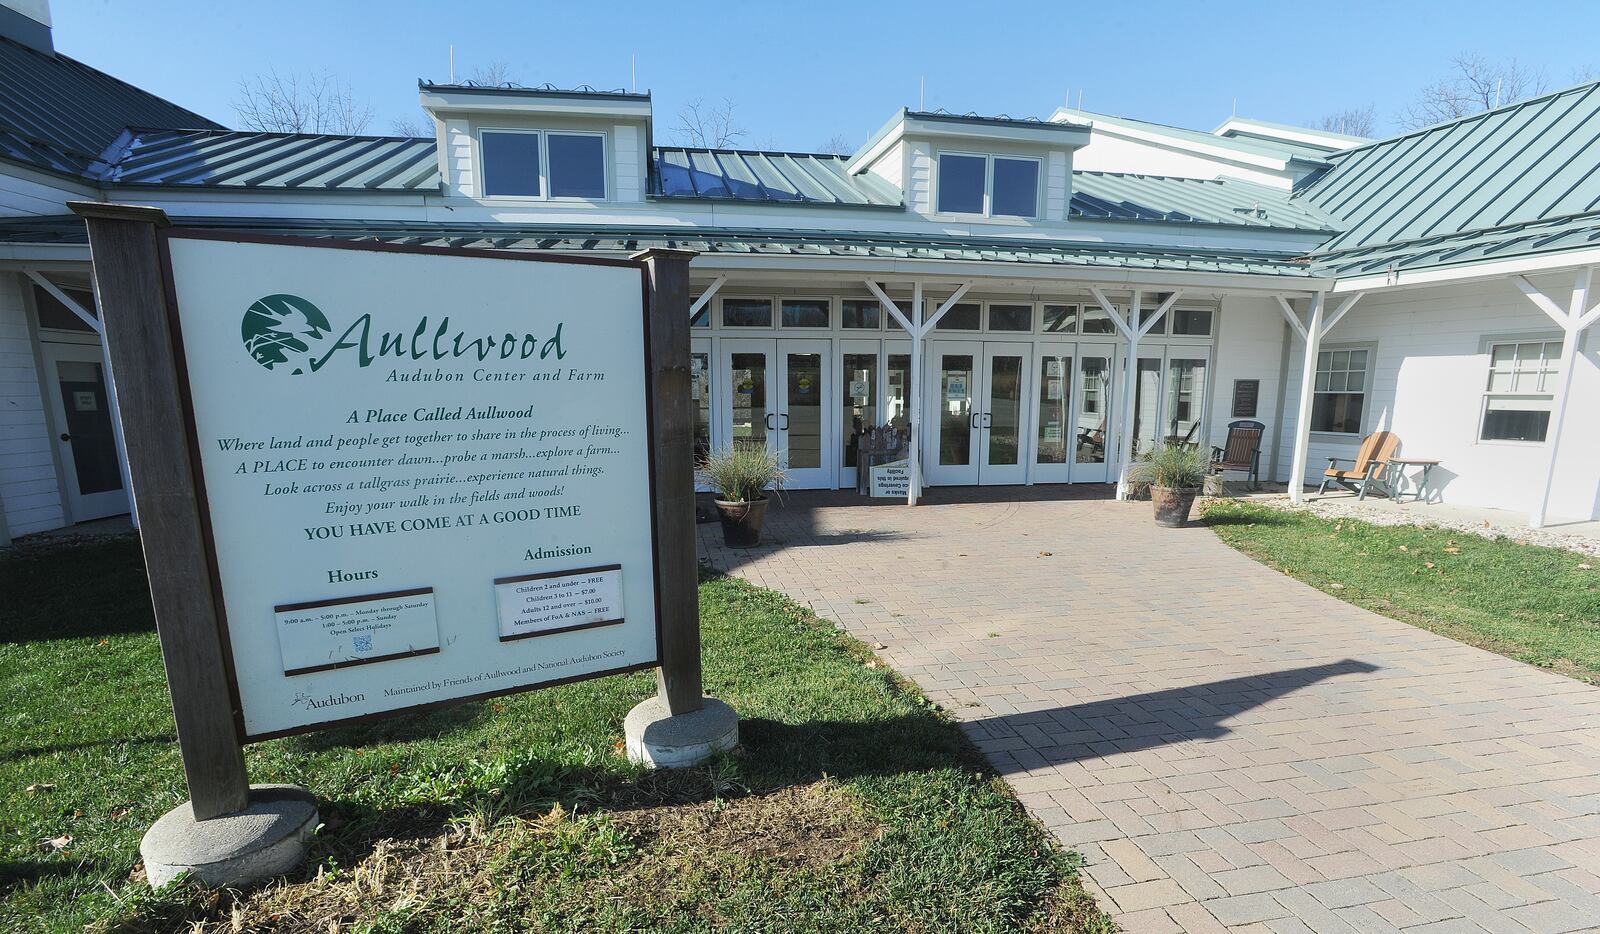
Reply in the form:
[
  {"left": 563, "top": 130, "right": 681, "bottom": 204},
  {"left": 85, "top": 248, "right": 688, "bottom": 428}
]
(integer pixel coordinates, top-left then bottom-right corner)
[
  {"left": 1150, "top": 486, "right": 1199, "bottom": 528},
  {"left": 715, "top": 497, "right": 769, "bottom": 547}
]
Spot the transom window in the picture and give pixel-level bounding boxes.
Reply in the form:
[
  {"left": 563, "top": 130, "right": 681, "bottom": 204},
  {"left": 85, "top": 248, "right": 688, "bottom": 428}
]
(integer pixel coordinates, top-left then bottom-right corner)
[
  {"left": 479, "top": 129, "right": 606, "bottom": 200},
  {"left": 1481, "top": 338, "right": 1562, "bottom": 442},
  {"left": 935, "top": 152, "right": 1040, "bottom": 219},
  {"left": 1311, "top": 347, "right": 1369, "bottom": 434}
]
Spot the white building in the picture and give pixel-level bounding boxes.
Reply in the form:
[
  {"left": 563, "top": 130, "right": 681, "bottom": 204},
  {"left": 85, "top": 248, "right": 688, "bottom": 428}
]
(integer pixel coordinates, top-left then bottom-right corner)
[{"left": 4, "top": 1, "right": 1599, "bottom": 542}]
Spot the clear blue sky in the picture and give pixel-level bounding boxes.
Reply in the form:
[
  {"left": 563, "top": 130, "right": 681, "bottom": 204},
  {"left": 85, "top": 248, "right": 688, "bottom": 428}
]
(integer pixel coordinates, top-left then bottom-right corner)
[{"left": 50, "top": 0, "right": 1600, "bottom": 149}]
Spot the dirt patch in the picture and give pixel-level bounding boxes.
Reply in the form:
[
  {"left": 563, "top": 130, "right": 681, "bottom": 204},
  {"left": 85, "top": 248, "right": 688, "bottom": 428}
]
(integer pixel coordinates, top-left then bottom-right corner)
[
  {"left": 615, "top": 781, "right": 874, "bottom": 866},
  {"left": 109, "top": 781, "right": 877, "bottom": 933}
]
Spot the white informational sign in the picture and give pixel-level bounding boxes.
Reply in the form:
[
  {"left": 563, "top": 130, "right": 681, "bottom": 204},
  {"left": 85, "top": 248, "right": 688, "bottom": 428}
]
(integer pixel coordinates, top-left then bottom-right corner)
[
  {"left": 163, "top": 234, "right": 658, "bottom": 738},
  {"left": 73, "top": 390, "right": 98, "bottom": 411},
  {"left": 870, "top": 458, "right": 910, "bottom": 498},
  {"left": 495, "top": 565, "right": 624, "bottom": 641},
  {"left": 848, "top": 379, "right": 869, "bottom": 400},
  {"left": 945, "top": 374, "right": 968, "bottom": 401},
  {"left": 274, "top": 588, "right": 440, "bottom": 676}
]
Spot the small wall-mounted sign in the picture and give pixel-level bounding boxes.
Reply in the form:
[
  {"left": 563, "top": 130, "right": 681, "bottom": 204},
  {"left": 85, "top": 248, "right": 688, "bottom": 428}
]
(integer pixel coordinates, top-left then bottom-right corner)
[
  {"left": 1232, "top": 379, "right": 1260, "bottom": 418},
  {"left": 870, "top": 458, "right": 910, "bottom": 498}
]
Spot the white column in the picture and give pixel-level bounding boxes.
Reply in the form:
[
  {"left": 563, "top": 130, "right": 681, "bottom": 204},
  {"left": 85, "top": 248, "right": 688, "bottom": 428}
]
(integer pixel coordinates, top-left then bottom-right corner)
[
  {"left": 908, "top": 281, "right": 924, "bottom": 505},
  {"left": 1529, "top": 268, "right": 1592, "bottom": 528},
  {"left": 1287, "top": 294, "right": 1326, "bottom": 504},
  {"left": 1113, "top": 291, "right": 1143, "bottom": 499}
]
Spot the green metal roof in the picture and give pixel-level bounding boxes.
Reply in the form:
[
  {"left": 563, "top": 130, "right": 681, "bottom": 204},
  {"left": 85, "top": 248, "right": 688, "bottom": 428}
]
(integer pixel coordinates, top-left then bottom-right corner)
[
  {"left": 1298, "top": 81, "right": 1600, "bottom": 255},
  {"left": 651, "top": 147, "right": 900, "bottom": 206},
  {"left": 1312, "top": 212, "right": 1600, "bottom": 278},
  {"left": 1071, "top": 171, "right": 1334, "bottom": 230},
  {"left": 0, "top": 35, "right": 221, "bottom": 177},
  {"left": 92, "top": 128, "right": 440, "bottom": 191},
  {"left": 0, "top": 215, "right": 1317, "bottom": 277}
]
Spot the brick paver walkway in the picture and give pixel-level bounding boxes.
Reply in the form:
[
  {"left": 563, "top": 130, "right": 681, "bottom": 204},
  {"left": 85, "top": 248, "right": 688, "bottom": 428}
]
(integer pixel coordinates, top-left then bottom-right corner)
[{"left": 697, "top": 489, "right": 1600, "bottom": 933}]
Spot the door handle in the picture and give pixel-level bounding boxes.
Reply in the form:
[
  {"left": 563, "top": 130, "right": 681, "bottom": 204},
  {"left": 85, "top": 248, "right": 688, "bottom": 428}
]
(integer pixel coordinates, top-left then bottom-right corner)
[
  {"left": 780, "top": 414, "right": 790, "bottom": 430},
  {"left": 765, "top": 413, "right": 776, "bottom": 431},
  {"left": 983, "top": 413, "right": 992, "bottom": 428},
  {"left": 969, "top": 413, "right": 979, "bottom": 430},
  {"left": 59, "top": 433, "right": 72, "bottom": 442}
]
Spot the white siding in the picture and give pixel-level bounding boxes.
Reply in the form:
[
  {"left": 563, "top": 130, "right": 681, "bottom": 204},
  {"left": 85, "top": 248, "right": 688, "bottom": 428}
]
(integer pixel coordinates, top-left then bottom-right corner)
[
  {"left": 907, "top": 141, "right": 932, "bottom": 214},
  {"left": 0, "top": 168, "right": 88, "bottom": 217},
  {"left": 444, "top": 119, "right": 475, "bottom": 198},
  {"left": 863, "top": 141, "right": 904, "bottom": 194},
  {"left": 1275, "top": 276, "right": 1600, "bottom": 521},
  {"left": 1046, "top": 151, "right": 1069, "bottom": 221},
  {"left": 0, "top": 273, "right": 65, "bottom": 537},
  {"left": 1072, "top": 131, "right": 1290, "bottom": 188},
  {"left": 1208, "top": 295, "right": 1288, "bottom": 453},
  {"left": 613, "top": 124, "right": 642, "bottom": 202}
]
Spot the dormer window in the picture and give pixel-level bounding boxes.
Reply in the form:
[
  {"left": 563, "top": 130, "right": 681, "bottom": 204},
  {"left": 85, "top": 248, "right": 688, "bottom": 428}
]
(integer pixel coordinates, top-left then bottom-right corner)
[
  {"left": 935, "top": 152, "right": 1040, "bottom": 218},
  {"left": 479, "top": 129, "right": 607, "bottom": 200}
]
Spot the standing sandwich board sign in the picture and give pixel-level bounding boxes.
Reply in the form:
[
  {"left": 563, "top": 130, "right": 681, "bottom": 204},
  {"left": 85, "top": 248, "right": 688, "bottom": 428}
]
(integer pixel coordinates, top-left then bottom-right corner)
[{"left": 74, "top": 203, "right": 720, "bottom": 887}]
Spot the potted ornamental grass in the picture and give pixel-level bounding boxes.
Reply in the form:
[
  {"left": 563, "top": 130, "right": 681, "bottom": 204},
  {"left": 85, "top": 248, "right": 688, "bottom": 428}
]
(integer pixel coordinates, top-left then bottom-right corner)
[
  {"left": 701, "top": 443, "right": 787, "bottom": 547},
  {"left": 1130, "top": 443, "right": 1210, "bottom": 528}
]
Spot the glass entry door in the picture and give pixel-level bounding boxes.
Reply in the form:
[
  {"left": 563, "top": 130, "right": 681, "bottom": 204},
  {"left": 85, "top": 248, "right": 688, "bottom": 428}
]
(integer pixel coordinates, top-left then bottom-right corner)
[
  {"left": 42, "top": 342, "right": 128, "bottom": 521},
  {"left": 1072, "top": 345, "right": 1116, "bottom": 483},
  {"left": 1032, "top": 344, "right": 1075, "bottom": 484},
  {"left": 923, "top": 341, "right": 1030, "bottom": 486},
  {"left": 717, "top": 339, "right": 832, "bottom": 489}
]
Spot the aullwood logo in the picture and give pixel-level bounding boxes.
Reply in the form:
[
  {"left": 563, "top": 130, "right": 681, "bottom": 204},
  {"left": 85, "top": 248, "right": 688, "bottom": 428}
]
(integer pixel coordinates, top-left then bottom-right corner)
[
  {"left": 239, "top": 292, "right": 568, "bottom": 376},
  {"left": 241, "top": 294, "right": 332, "bottom": 375}
]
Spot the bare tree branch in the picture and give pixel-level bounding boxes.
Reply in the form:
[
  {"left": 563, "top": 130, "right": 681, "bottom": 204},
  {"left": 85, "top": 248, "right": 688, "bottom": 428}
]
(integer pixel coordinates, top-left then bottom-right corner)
[
  {"left": 1313, "top": 105, "right": 1377, "bottom": 138},
  {"left": 675, "top": 97, "right": 746, "bottom": 148},
  {"left": 467, "top": 62, "right": 519, "bottom": 87},
  {"left": 234, "top": 69, "right": 373, "bottom": 134},
  {"left": 390, "top": 114, "right": 433, "bottom": 138},
  {"left": 1400, "top": 54, "right": 1547, "bottom": 129},
  {"left": 818, "top": 134, "right": 856, "bottom": 156}
]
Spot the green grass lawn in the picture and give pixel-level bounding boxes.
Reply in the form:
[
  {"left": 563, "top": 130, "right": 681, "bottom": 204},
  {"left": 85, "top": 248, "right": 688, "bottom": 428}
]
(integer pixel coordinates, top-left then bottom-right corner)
[
  {"left": 0, "top": 535, "right": 1111, "bottom": 933},
  {"left": 1204, "top": 500, "right": 1600, "bottom": 682}
]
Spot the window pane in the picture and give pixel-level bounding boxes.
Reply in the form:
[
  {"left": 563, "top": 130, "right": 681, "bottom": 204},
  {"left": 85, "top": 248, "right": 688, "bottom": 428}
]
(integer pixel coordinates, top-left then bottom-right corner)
[
  {"left": 547, "top": 133, "right": 605, "bottom": 198},
  {"left": 938, "top": 354, "right": 975, "bottom": 465},
  {"left": 1311, "top": 392, "right": 1364, "bottom": 433},
  {"left": 691, "top": 353, "right": 710, "bottom": 462},
  {"left": 988, "top": 304, "right": 1032, "bottom": 332},
  {"left": 1481, "top": 401, "right": 1551, "bottom": 442},
  {"left": 1042, "top": 304, "right": 1076, "bottom": 333},
  {"left": 1140, "top": 307, "right": 1166, "bottom": 334},
  {"left": 1172, "top": 308, "right": 1213, "bottom": 336},
  {"left": 933, "top": 302, "right": 981, "bottom": 330},
  {"left": 936, "top": 154, "right": 986, "bottom": 214},
  {"left": 886, "top": 353, "right": 911, "bottom": 429},
  {"left": 1037, "top": 355, "right": 1071, "bottom": 464},
  {"left": 842, "top": 353, "right": 878, "bottom": 468},
  {"left": 722, "top": 298, "right": 773, "bottom": 327},
  {"left": 781, "top": 299, "right": 830, "bottom": 328},
  {"left": 730, "top": 353, "right": 767, "bottom": 445},
  {"left": 991, "top": 157, "right": 1038, "bottom": 217},
  {"left": 1080, "top": 307, "right": 1115, "bottom": 334},
  {"left": 842, "top": 300, "right": 880, "bottom": 329},
  {"left": 480, "top": 131, "right": 540, "bottom": 197},
  {"left": 1166, "top": 358, "right": 1207, "bottom": 445},
  {"left": 1076, "top": 356, "right": 1111, "bottom": 464},
  {"left": 1346, "top": 349, "right": 1367, "bottom": 372}
]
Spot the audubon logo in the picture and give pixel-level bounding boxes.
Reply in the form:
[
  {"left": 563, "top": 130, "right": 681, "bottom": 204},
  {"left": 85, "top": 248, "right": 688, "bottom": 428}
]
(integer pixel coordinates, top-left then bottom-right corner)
[
  {"left": 242, "top": 294, "right": 332, "bottom": 375},
  {"left": 240, "top": 293, "right": 566, "bottom": 375}
]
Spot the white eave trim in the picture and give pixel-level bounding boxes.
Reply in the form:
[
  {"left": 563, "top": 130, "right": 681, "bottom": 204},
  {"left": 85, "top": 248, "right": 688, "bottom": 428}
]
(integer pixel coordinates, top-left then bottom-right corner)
[{"left": 1328, "top": 246, "right": 1600, "bottom": 294}]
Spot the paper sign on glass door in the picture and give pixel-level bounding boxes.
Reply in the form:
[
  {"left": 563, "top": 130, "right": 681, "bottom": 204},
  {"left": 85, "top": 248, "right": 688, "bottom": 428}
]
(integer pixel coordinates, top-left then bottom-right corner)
[{"left": 495, "top": 565, "right": 625, "bottom": 641}]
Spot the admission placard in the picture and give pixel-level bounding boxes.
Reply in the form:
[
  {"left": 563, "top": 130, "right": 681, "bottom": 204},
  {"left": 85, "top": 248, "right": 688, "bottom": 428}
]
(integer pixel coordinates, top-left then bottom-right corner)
[{"left": 161, "top": 233, "right": 659, "bottom": 739}]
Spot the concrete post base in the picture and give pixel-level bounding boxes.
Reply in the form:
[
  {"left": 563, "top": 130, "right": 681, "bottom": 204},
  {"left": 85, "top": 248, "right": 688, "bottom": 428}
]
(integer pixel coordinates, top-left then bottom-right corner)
[
  {"left": 624, "top": 695, "right": 739, "bottom": 768},
  {"left": 141, "top": 784, "right": 319, "bottom": 889}
]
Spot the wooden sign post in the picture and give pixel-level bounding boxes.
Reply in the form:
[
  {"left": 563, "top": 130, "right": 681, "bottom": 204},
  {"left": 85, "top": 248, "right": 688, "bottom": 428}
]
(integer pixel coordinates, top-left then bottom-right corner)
[{"left": 72, "top": 203, "right": 728, "bottom": 887}]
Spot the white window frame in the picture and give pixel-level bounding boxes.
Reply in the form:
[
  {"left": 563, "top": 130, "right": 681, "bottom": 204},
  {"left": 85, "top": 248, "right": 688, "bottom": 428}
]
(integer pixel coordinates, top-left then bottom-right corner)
[
  {"left": 1309, "top": 341, "right": 1375, "bottom": 438},
  {"left": 933, "top": 150, "right": 1041, "bottom": 219},
  {"left": 476, "top": 127, "right": 608, "bottom": 202},
  {"left": 1478, "top": 332, "right": 1563, "bottom": 446}
]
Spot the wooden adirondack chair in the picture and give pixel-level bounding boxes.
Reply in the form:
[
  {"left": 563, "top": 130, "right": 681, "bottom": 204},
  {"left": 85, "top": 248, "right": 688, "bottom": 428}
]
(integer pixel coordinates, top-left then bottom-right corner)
[
  {"left": 1210, "top": 420, "right": 1264, "bottom": 490},
  {"left": 1319, "top": 431, "right": 1400, "bottom": 500}
]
